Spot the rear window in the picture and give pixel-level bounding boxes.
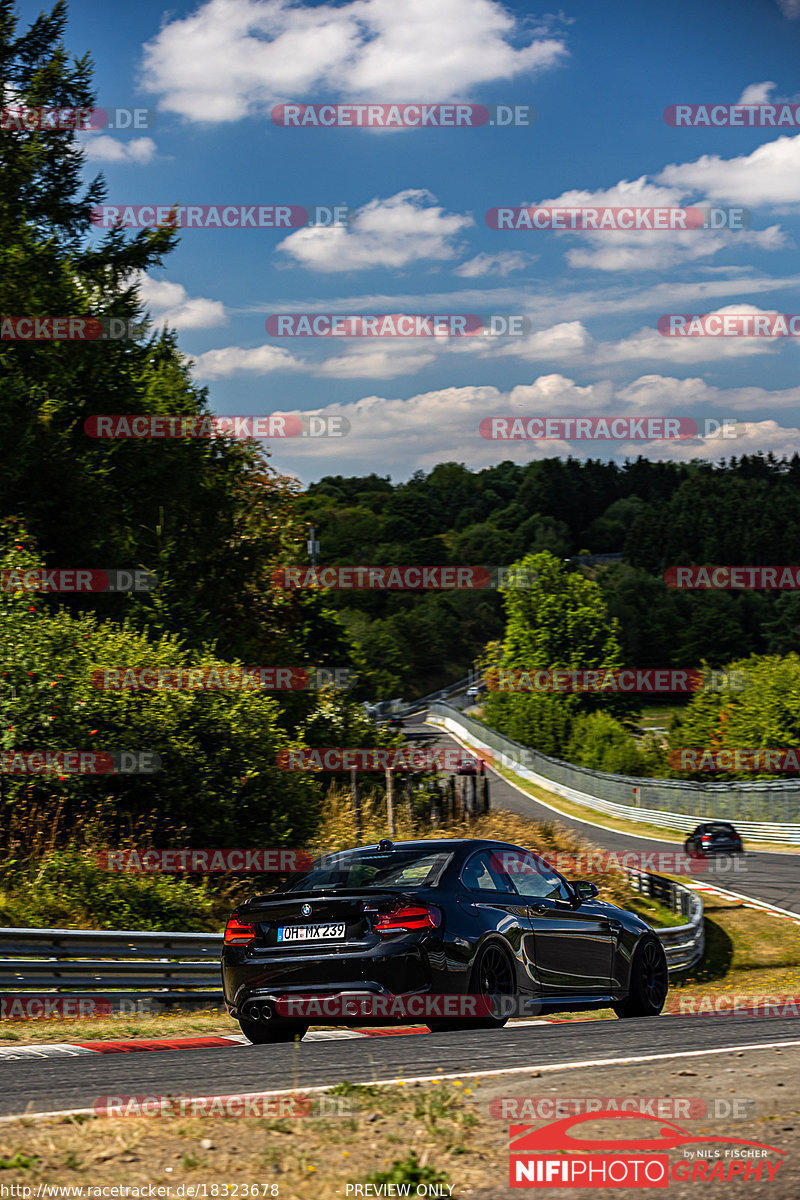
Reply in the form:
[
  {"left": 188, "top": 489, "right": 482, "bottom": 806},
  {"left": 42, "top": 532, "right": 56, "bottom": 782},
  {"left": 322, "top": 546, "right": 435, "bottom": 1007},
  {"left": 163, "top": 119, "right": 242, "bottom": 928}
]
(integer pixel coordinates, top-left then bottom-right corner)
[
  {"left": 280, "top": 849, "right": 452, "bottom": 892},
  {"left": 706, "top": 823, "right": 736, "bottom": 833}
]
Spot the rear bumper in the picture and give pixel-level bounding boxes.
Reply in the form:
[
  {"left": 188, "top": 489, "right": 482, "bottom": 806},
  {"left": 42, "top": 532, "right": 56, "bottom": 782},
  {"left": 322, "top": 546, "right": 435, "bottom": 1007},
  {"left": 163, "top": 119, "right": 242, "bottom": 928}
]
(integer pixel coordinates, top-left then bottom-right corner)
[
  {"left": 230, "top": 983, "right": 437, "bottom": 1023},
  {"left": 222, "top": 940, "right": 434, "bottom": 1014}
]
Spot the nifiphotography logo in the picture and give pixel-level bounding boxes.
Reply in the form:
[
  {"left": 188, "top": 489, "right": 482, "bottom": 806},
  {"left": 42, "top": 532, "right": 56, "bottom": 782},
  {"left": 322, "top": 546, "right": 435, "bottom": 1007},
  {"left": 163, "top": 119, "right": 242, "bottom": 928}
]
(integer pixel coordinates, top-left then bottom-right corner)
[{"left": 508, "top": 1110, "right": 785, "bottom": 1187}]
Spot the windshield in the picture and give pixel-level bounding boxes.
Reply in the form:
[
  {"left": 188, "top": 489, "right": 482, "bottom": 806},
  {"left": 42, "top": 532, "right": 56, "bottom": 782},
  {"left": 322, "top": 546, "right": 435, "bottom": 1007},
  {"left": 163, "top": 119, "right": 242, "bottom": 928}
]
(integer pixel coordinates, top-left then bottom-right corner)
[{"left": 279, "top": 848, "right": 453, "bottom": 892}]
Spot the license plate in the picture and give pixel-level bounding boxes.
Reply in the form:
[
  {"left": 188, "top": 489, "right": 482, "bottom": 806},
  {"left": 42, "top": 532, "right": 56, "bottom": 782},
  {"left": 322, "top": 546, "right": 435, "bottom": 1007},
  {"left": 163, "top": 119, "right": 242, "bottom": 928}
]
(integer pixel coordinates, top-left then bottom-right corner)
[{"left": 277, "top": 922, "right": 346, "bottom": 942}]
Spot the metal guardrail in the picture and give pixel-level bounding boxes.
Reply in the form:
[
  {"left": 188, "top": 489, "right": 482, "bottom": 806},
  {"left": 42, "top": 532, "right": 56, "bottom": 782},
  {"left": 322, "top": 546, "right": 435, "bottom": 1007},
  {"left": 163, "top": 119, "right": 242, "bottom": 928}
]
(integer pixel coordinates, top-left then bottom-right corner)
[
  {"left": 397, "top": 679, "right": 472, "bottom": 718},
  {"left": 624, "top": 870, "right": 704, "bottom": 973},
  {"left": 427, "top": 702, "right": 800, "bottom": 842},
  {"left": 0, "top": 869, "right": 703, "bottom": 1005},
  {"left": 0, "top": 926, "right": 222, "bottom": 1007}
]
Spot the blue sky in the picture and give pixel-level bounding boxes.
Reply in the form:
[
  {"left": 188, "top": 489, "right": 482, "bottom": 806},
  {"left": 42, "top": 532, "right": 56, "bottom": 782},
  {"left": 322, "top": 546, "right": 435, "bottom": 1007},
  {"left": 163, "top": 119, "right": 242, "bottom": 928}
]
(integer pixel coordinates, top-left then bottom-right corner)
[{"left": 16, "top": 0, "right": 800, "bottom": 482}]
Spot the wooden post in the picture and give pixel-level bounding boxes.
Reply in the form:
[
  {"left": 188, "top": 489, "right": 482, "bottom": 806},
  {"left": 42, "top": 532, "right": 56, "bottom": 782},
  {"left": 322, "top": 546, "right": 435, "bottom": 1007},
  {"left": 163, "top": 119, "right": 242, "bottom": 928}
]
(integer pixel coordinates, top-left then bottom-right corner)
[
  {"left": 430, "top": 782, "right": 442, "bottom": 827},
  {"left": 350, "top": 767, "right": 362, "bottom": 839},
  {"left": 482, "top": 772, "right": 490, "bottom": 813},
  {"left": 405, "top": 774, "right": 414, "bottom": 830},
  {"left": 468, "top": 773, "right": 477, "bottom": 820},
  {"left": 447, "top": 775, "right": 456, "bottom": 821},
  {"left": 385, "top": 768, "right": 396, "bottom": 837}
]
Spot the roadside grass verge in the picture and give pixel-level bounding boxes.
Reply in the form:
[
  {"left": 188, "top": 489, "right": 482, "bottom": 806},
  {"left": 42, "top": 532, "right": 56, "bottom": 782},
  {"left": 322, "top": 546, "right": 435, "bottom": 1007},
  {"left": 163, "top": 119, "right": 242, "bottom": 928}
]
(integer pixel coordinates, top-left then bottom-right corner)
[{"left": 0, "top": 1058, "right": 798, "bottom": 1190}]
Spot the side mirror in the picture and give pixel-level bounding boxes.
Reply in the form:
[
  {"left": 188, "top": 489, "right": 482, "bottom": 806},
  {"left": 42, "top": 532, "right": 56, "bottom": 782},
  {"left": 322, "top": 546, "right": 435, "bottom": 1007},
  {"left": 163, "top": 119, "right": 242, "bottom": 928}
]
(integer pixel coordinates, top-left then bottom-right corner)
[{"left": 573, "top": 880, "right": 599, "bottom": 904}]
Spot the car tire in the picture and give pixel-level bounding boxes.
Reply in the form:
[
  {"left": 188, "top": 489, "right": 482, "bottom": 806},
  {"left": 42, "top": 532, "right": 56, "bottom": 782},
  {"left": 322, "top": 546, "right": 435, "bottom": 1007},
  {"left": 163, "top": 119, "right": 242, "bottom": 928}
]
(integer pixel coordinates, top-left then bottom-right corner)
[
  {"left": 237, "top": 1017, "right": 309, "bottom": 1044},
  {"left": 613, "top": 935, "right": 669, "bottom": 1019},
  {"left": 428, "top": 941, "right": 515, "bottom": 1032},
  {"left": 683, "top": 839, "right": 693, "bottom": 853}
]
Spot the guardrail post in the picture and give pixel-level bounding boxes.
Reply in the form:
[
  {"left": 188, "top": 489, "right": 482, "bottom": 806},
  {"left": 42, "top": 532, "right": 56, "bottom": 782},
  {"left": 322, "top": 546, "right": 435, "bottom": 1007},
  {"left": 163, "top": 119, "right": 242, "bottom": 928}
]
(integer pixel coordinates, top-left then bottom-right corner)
[{"left": 482, "top": 771, "right": 490, "bottom": 813}]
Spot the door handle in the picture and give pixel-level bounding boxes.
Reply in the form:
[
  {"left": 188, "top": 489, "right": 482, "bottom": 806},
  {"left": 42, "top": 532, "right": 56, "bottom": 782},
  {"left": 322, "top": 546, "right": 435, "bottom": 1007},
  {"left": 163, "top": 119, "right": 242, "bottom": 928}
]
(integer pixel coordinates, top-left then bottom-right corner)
[{"left": 526, "top": 903, "right": 548, "bottom": 915}]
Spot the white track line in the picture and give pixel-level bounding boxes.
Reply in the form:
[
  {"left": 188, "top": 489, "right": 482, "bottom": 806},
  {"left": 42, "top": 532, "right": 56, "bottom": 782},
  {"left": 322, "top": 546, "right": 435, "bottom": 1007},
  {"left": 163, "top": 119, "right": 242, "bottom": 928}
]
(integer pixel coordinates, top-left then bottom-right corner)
[{"left": 2, "top": 1039, "right": 799, "bottom": 1124}]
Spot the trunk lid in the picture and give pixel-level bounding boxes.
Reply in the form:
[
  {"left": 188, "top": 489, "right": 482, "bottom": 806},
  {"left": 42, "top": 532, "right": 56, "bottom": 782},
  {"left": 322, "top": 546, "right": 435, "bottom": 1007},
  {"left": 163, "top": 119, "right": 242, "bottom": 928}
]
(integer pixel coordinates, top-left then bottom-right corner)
[{"left": 241, "top": 889, "right": 409, "bottom": 950}]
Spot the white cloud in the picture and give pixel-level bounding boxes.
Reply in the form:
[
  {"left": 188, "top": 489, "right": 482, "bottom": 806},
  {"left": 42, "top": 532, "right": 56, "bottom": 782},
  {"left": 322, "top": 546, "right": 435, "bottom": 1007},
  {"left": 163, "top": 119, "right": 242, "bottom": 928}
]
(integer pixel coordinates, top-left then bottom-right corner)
[
  {"left": 277, "top": 189, "right": 473, "bottom": 271},
  {"left": 262, "top": 373, "right": 800, "bottom": 483},
  {"left": 191, "top": 343, "right": 302, "bottom": 379},
  {"left": 652, "top": 419, "right": 800, "bottom": 460},
  {"left": 315, "top": 342, "right": 438, "bottom": 379},
  {"left": 508, "top": 176, "right": 785, "bottom": 272},
  {"left": 736, "top": 81, "right": 777, "bottom": 105},
  {"left": 244, "top": 273, "right": 800, "bottom": 326},
  {"left": 493, "top": 320, "right": 594, "bottom": 362},
  {"left": 595, "top": 305, "right": 784, "bottom": 365},
  {"left": 135, "top": 274, "right": 227, "bottom": 329},
  {"left": 141, "top": 0, "right": 567, "bottom": 122},
  {"left": 77, "top": 135, "right": 156, "bottom": 164},
  {"left": 454, "top": 251, "right": 531, "bottom": 277},
  {"left": 616, "top": 374, "right": 800, "bottom": 412},
  {"left": 657, "top": 134, "right": 800, "bottom": 207},
  {"left": 775, "top": 0, "right": 800, "bottom": 18}
]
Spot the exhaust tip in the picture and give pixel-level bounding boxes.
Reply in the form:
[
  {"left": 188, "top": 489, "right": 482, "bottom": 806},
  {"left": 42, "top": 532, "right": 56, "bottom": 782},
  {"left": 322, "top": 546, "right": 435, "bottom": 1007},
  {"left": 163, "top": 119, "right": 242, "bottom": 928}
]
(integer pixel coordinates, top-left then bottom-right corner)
[{"left": 243, "top": 999, "right": 274, "bottom": 1022}]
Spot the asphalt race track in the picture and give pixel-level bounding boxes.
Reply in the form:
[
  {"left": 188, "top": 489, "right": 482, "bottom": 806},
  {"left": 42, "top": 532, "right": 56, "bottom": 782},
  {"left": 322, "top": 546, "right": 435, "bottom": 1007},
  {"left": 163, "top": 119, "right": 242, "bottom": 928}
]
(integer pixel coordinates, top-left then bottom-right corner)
[
  {"left": 3, "top": 1015, "right": 800, "bottom": 1118},
  {"left": 409, "top": 714, "right": 800, "bottom": 915},
  {"left": 4, "top": 712, "right": 799, "bottom": 1122}
]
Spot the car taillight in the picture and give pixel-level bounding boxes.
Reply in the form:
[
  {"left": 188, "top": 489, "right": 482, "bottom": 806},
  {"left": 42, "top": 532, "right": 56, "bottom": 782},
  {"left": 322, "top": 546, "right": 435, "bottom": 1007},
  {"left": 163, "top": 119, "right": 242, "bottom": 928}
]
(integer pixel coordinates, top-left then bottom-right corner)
[
  {"left": 224, "top": 914, "right": 256, "bottom": 944},
  {"left": 701, "top": 835, "right": 712, "bottom": 843},
  {"left": 373, "top": 904, "right": 441, "bottom": 934}
]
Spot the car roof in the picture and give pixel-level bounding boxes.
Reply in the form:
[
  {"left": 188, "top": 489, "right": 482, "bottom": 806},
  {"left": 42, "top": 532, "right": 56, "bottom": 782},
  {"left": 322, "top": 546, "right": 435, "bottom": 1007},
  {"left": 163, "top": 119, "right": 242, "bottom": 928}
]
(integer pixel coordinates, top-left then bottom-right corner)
[{"left": 332, "top": 838, "right": 531, "bottom": 857}]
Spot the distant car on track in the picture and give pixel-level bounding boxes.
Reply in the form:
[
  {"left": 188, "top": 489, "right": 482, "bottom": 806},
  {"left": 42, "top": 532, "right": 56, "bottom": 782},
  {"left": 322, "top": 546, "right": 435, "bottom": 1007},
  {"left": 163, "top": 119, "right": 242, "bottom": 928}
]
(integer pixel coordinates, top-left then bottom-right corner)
[
  {"left": 384, "top": 715, "right": 404, "bottom": 733},
  {"left": 221, "top": 838, "right": 669, "bottom": 1044},
  {"left": 684, "top": 822, "right": 743, "bottom": 855}
]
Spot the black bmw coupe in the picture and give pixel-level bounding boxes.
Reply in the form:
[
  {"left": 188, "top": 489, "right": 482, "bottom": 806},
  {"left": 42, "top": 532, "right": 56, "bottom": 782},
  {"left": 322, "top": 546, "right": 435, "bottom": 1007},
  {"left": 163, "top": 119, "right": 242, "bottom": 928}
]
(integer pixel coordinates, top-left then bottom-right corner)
[{"left": 221, "top": 838, "right": 669, "bottom": 1044}]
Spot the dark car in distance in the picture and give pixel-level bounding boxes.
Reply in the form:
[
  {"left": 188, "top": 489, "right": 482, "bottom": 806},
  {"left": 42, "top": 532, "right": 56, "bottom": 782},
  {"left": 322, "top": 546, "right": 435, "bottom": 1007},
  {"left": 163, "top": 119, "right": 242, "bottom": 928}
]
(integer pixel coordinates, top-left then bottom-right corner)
[
  {"left": 221, "top": 838, "right": 669, "bottom": 1044},
  {"left": 684, "top": 822, "right": 743, "bottom": 855},
  {"left": 384, "top": 715, "right": 404, "bottom": 733}
]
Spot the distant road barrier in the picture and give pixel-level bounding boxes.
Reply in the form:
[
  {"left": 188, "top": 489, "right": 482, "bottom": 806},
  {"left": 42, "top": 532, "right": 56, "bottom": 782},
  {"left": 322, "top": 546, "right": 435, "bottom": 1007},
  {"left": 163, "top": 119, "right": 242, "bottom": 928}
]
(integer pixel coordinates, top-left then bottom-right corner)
[{"left": 426, "top": 702, "right": 800, "bottom": 843}]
